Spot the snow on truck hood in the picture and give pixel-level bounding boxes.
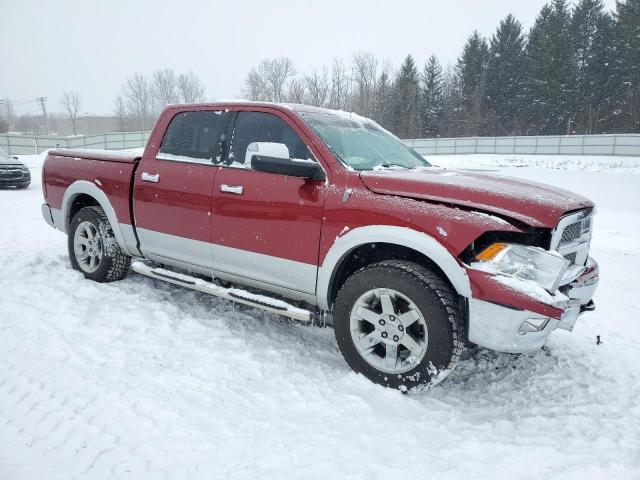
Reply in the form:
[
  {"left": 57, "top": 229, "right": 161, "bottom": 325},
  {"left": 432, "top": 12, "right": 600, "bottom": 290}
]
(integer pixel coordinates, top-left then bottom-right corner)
[{"left": 359, "top": 167, "right": 594, "bottom": 228}]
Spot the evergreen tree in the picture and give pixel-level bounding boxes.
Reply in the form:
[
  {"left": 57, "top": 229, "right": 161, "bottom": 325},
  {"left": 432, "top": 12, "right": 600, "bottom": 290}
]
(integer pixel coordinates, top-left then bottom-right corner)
[
  {"left": 456, "top": 31, "right": 489, "bottom": 135},
  {"left": 571, "top": 0, "right": 616, "bottom": 133},
  {"left": 614, "top": 0, "right": 640, "bottom": 132},
  {"left": 421, "top": 55, "right": 445, "bottom": 137},
  {"left": 525, "top": 0, "right": 578, "bottom": 134},
  {"left": 372, "top": 70, "right": 395, "bottom": 131},
  {"left": 439, "top": 65, "right": 460, "bottom": 137},
  {"left": 485, "top": 14, "right": 528, "bottom": 135},
  {"left": 392, "top": 55, "right": 421, "bottom": 138}
]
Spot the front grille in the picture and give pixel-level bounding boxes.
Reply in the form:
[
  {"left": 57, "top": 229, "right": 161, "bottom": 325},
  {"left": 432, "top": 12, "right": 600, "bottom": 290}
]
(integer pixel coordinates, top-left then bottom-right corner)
[
  {"left": 560, "top": 221, "right": 582, "bottom": 246},
  {"left": 552, "top": 209, "right": 593, "bottom": 267},
  {"left": 0, "top": 167, "right": 24, "bottom": 180}
]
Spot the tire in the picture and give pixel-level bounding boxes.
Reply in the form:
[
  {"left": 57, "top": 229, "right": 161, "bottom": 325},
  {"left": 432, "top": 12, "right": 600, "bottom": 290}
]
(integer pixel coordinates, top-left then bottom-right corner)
[
  {"left": 68, "top": 206, "right": 131, "bottom": 282},
  {"left": 333, "top": 260, "right": 464, "bottom": 392}
]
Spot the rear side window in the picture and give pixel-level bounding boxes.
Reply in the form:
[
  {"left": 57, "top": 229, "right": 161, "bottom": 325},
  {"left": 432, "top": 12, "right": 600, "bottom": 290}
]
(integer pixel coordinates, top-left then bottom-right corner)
[
  {"left": 158, "top": 110, "right": 227, "bottom": 164},
  {"left": 228, "top": 111, "right": 313, "bottom": 168}
]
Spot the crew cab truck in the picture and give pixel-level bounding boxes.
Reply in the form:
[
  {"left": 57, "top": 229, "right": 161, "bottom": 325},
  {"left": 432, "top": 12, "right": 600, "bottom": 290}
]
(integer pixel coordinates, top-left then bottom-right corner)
[{"left": 41, "top": 102, "right": 599, "bottom": 391}]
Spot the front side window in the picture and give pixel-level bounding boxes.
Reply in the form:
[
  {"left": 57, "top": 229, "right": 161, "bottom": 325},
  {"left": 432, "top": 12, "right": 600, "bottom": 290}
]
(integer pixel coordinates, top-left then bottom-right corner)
[
  {"left": 297, "top": 110, "right": 429, "bottom": 171},
  {"left": 158, "top": 110, "right": 227, "bottom": 164},
  {"left": 228, "top": 111, "right": 313, "bottom": 169}
]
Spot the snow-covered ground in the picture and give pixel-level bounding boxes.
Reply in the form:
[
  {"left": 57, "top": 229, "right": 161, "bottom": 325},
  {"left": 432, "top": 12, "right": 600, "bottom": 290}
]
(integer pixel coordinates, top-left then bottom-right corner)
[{"left": 1, "top": 153, "right": 639, "bottom": 479}]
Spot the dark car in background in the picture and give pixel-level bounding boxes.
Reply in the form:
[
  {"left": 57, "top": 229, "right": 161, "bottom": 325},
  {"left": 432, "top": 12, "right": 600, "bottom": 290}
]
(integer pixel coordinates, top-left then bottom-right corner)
[{"left": 0, "top": 148, "right": 31, "bottom": 189}]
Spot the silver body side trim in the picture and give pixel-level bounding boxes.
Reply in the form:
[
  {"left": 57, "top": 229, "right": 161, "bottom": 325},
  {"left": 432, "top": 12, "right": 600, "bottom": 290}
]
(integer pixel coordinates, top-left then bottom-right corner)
[
  {"left": 41, "top": 204, "right": 55, "bottom": 227},
  {"left": 135, "top": 228, "right": 318, "bottom": 299},
  {"left": 48, "top": 207, "right": 63, "bottom": 230},
  {"left": 210, "top": 268, "right": 317, "bottom": 305},
  {"left": 316, "top": 225, "right": 472, "bottom": 310},
  {"left": 212, "top": 243, "right": 317, "bottom": 295},
  {"left": 120, "top": 224, "right": 139, "bottom": 256},
  {"left": 136, "top": 227, "right": 213, "bottom": 270}
]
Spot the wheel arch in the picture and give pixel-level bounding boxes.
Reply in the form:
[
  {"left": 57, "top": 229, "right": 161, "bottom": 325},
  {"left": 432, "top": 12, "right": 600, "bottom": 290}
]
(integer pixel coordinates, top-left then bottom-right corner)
[
  {"left": 61, "top": 181, "right": 132, "bottom": 255},
  {"left": 317, "top": 226, "right": 471, "bottom": 311}
]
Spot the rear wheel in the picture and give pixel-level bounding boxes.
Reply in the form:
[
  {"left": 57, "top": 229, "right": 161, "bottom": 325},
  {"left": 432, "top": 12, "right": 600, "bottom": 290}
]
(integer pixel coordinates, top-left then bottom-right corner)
[
  {"left": 68, "top": 206, "right": 131, "bottom": 282},
  {"left": 333, "top": 260, "right": 464, "bottom": 392}
]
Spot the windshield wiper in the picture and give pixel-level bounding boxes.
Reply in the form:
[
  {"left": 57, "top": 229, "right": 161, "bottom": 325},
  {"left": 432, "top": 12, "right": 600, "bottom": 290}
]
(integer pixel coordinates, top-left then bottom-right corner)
[{"left": 374, "top": 163, "right": 410, "bottom": 170}]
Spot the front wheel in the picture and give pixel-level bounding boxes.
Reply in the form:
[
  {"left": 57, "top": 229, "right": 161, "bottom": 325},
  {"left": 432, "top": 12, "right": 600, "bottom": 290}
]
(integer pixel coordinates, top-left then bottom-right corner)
[
  {"left": 333, "top": 260, "right": 464, "bottom": 392},
  {"left": 68, "top": 206, "right": 131, "bottom": 282}
]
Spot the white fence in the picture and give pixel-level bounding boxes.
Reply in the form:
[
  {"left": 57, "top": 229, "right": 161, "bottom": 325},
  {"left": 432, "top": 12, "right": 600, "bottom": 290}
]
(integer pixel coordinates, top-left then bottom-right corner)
[
  {"left": 0, "top": 131, "right": 151, "bottom": 155},
  {"left": 2, "top": 131, "right": 639, "bottom": 157},
  {"left": 404, "top": 134, "right": 640, "bottom": 157}
]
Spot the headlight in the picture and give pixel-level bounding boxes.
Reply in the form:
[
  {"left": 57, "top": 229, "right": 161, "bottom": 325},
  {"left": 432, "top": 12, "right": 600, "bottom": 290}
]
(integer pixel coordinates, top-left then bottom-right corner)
[
  {"left": 471, "top": 243, "right": 570, "bottom": 293},
  {"left": 21, "top": 165, "right": 30, "bottom": 173}
]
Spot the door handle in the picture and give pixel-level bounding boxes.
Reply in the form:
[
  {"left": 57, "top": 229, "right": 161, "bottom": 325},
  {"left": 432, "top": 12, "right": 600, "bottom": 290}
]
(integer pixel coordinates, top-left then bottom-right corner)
[
  {"left": 141, "top": 172, "right": 160, "bottom": 183},
  {"left": 220, "top": 184, "right": 244, "bottom": 195}
]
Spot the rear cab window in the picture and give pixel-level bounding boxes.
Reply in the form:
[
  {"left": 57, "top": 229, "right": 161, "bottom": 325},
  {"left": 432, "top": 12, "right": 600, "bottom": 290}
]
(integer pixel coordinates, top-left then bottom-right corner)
[{"left": 157, "top": 110, "right": 228, "bottom": 164}]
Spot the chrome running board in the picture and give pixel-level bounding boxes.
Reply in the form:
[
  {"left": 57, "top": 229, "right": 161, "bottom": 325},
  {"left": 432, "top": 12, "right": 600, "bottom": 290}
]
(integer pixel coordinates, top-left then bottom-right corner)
[{"left": 131, "top": 261, "right": 312, "bottom": 323}]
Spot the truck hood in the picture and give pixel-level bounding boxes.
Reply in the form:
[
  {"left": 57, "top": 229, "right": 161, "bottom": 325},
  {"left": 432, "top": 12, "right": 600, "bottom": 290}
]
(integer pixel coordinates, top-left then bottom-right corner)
[
  {"left": 0, "top": 158, "right": 23, "bottom": 166},
  {"left": 359, "top": 168, "right": 594, "bottom": 228}
]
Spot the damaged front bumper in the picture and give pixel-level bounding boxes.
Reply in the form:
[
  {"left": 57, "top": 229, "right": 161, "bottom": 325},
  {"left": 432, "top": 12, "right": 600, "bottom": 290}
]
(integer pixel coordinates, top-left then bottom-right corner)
[{"left": 467, "top": 257, "right": 599, "bottom": 353}]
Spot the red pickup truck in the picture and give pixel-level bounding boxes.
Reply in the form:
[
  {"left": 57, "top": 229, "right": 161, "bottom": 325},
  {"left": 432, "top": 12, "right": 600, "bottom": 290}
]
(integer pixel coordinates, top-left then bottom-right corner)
[{"left": 41, "top": 102, "right": 599, "bottom": 391}]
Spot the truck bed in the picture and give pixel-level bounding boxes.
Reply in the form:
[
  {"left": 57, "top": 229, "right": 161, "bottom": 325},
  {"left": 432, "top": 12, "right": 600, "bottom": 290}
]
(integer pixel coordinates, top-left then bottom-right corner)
[
  {"left": 47, "top": 148, "right": 144, "bottom": 164},
  {"left": 42, "top": 149, "right": 142, "bottom": 238}
]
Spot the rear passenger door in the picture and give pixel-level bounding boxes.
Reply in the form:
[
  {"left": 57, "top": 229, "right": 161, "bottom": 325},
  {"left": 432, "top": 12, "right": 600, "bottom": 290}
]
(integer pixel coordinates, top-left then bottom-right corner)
[
  {"left": 211, "top": 110, "right": 326, "bottom": 295},
  {"left": 133, "top": 109, "right": 228, "bottom": 271}
]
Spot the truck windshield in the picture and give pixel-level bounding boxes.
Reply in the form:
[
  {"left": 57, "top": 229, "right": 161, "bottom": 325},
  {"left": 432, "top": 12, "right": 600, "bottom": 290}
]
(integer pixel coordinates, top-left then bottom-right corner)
[{"left": 298, "top": 111, "right": 430, "bottom": 171}]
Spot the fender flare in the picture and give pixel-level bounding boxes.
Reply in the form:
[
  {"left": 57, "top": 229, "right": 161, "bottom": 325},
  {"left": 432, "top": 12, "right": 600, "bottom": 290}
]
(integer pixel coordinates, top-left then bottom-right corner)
[
  {"left": 316, "top": 225, "right": 471, "bottom": 310},
  {"left": 61, "top": 180, "right": 133, "bottom": 256}
]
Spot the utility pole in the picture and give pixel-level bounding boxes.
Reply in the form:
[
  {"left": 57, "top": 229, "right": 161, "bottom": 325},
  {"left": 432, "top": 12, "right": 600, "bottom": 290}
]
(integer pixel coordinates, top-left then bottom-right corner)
[{"left": 36, "top": 96, "right": 48, "bottom": 134}]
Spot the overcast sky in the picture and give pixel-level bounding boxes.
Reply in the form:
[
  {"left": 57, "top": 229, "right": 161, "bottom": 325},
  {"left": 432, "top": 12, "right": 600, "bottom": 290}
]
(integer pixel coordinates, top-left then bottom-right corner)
[{"left": 1, "top": 0, "right": 618, "bottom": 115}]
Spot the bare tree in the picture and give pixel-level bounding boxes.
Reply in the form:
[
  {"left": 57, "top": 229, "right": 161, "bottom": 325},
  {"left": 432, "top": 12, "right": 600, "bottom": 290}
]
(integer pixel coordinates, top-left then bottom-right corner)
[
  {"left": 261, "top": 58, "right": 295, "bottom": 102},
  {"left": 329, "top": 58, "right": 349, "bottom": 110},
  {"left": 305, "top": 67, "right": 329, "bottom": 107},
  {"left": 123, "top": 73, "right": 151, "bottom": 130},
  {"left": 241, "top": 58, "right": 295, "bottom": 102},
  {"left": 177, "top": 71, "right": 205, "bottom": 103},
  {"left": 241, "top": 67, "right": 267, "bottom": 101},
  {"left": 286, "top": 77, "right": 306, "bottom": 103},
  {"left": 60, "top": 91, "right": 82, "bottom": 137},
  {"left": 352, "top": 51, "right": 378, "bottom": 116},
  {"left": 152, "top": 68, "right": 179, "bottom": 112},
  {"left": 114, "top": 94, "right": 128, "bottom": 131}
]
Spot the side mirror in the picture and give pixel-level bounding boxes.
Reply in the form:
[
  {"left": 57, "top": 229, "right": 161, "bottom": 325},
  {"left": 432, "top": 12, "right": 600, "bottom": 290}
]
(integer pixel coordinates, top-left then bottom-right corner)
[
  {"left": 252, "top": 155, "right": 325, "bottom": 181},
  {"left": 245, "top": 142, "right": 290, "bottom": 165},
  {"left": 11, "top": 156, "right": 19, "bottom": 160}
]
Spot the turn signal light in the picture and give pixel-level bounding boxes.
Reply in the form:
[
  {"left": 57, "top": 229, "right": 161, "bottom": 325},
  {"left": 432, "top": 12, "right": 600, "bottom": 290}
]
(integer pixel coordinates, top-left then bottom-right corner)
[{"left": 476, "top": 243, "right": 508, "bottom": 261}]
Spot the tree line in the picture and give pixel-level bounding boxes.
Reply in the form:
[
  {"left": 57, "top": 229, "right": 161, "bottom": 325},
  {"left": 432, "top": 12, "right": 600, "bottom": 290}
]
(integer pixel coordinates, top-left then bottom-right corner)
[
  {"left": 0, "top": 69, "right": 206, "bottom": 135},
  {"left": 241, "top": 0, "right": 640, "bottom": 138},
  {"left": 113, "top": 69, "right": 206, "bottom": 131}
]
